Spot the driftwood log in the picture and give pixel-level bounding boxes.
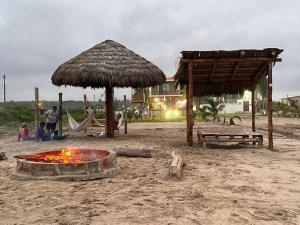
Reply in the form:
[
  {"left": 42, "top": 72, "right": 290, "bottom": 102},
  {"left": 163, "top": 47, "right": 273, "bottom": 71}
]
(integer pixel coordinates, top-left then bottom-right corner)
[
  {"left": 169, "top": 151, "right": 184, "bottom": 179},
  {"left": 113, "top": 147, "right": 153, "bottom": 158},
  {"left": 0, "top": 152, "right": 7, "bottom": 160}
]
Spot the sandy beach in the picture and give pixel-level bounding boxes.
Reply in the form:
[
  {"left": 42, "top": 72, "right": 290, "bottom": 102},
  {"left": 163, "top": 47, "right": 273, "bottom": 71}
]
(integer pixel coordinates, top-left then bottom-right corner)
[{"left": 0, "top": 117, "right": 299, "bottom": 225}]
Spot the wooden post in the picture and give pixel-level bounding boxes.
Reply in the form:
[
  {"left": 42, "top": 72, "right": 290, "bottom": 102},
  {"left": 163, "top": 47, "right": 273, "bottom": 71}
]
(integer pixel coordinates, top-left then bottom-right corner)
[
  {"left": 186, "top": 62, "right": 193, "bottom": 146},
  {"left": 267, "top": 62, "right": 273, "bottom": 150},
  {"left": 3, "top": 74, "right": 6, "bottom": 103},
  {"left": 251, "top": 85, "right": 256, "bottom": 132},
  {"left": 58, "top": 93, "right": 63, "bottom": 136},
  {"left": 34, "top": 87, "right": 39, "bottom": 141},
  {"left": 83, "top": 94, "right": 87, "bottom": 118},
  {"left": 124, "top": 95, "right": 128, "bottom": 134},
  {"left": 106, "top": 86, "right": 114, "bottom": 138}
]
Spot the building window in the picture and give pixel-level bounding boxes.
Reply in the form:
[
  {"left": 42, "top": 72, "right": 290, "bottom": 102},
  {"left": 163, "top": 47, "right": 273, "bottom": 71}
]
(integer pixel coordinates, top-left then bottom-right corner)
[{"left": 159, "top": 84, "right": 170, "bottom": 94}]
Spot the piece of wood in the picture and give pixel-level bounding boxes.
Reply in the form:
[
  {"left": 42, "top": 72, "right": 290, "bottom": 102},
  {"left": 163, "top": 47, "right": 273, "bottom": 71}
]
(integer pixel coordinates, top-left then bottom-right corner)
[
  {"left": 106, "top": 86, "right": 114, "bottom": 138},
  {"left": 182, "top": 58, "right": 282, "bottom": 64},
  {"left": 252, "top": 63, "right": 267, "bottom": 82},
  {"left": 113, "top": 147, "right": 153, "bottom": 158},
  {"left": 83, "top": 94, "right": 87, "bottom": 118},
  {"left": 34, "top": 87, "right": 39, "bottom": 141},
  {"left": 267, "top": 62, "right": 273, "bottom": 150},
  {"left": 251, "top": 85, "right": 256, "bottom": 132},
  {"left": 123, "top": 95, "right": 128, "bottom": 134},
  {"left": 0, "top": 152, "right": 7, "bottom": 160},
  {"left": 169, "top": 151, "right": 184, "bottom": 179},
  {"left": 58, "top": 93, "right": 63, "bottom": 136},
  {"left": 186, "top": 62, "right": 193, "bottom": 146},
  {"left": 229, "top": 62, "right": 240, "bottom": 81},
  {"left": 208, "top": 63, "right": 217, "bottom": 81}
]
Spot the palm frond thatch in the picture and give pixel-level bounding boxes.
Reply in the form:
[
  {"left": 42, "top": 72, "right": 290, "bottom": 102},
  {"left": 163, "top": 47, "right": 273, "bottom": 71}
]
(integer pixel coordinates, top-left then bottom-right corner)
[
  {"left": 174, "top": 48, "right": 283, "bottom": 96},
  {"left": 51, "top": 40, "right": 166, "bottom": 88}
]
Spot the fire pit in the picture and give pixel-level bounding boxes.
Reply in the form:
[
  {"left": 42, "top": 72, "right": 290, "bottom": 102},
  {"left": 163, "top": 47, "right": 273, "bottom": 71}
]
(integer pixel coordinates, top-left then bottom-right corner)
[{"left": 13, "top": 148, "right": 120, "bottom": 181}]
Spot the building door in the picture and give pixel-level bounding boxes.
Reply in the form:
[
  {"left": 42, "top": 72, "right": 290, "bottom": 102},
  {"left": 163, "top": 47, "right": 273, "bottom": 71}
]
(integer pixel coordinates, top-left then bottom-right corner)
[{"left": 243, "top": 101, "right": 249, "bottom": 112}]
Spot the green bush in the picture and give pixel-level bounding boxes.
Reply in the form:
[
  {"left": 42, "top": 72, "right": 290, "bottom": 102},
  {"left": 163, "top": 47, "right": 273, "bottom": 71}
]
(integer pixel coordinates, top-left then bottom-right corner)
[{"left": 0, "top": 106, "right": 35, "bottom": 126}]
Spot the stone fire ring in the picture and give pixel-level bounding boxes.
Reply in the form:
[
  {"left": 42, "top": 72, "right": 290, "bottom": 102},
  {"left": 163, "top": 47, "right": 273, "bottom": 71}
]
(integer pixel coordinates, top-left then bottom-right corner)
[{"left": 13, "top": 148, "right": 121, "bottom": 181}]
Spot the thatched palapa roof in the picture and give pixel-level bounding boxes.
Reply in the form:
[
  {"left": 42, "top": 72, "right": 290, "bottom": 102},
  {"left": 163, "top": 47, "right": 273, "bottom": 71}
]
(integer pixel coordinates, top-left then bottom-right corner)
[
  {"left": 175, "top": 48, "right": 283, "bottom": 96},
  {"left": 52, "top": 40, "right": 166, "bottom": 88}
]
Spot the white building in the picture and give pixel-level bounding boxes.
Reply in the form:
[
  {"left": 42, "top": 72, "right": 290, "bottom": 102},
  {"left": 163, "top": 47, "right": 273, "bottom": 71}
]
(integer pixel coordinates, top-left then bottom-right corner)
[{"left": 201, "top": 90, "right": 253, "bottom": 113}]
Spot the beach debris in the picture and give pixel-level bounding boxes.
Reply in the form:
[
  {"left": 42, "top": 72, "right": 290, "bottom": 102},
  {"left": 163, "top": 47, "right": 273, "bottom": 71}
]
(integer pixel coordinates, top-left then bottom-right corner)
[
  {"left": 0, "top": 152, "right": 7, "bottom": 160},
  {"left": 169, "top": 151, "right": 184, "bottom": 179},
  {"left": 113, "top": 146, "right": 153, "bottom": 158},
  {"left": 230, "top": 115, "right": 242, "bottom": 125}
]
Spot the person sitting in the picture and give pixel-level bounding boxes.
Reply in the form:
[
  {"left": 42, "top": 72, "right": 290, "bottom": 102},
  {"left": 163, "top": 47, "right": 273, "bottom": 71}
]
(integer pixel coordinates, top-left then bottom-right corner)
[
  {"left": 37, "top": 122, "right": 51, "bottom": 141},
  {"left": 113, "top": 113, "right": 122, "bottom": 131},
  {"left": 18, "top": 123, "right": 33, "bottom": 141},
  {"left": 51, "top": 130, "right": 67, "bottom": 141}
]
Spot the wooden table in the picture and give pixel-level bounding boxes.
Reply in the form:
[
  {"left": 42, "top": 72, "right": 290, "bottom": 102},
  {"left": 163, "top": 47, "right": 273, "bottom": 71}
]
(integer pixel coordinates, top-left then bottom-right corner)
[{"left": 197, "top": 131, "right": 263, "bottom": 148}]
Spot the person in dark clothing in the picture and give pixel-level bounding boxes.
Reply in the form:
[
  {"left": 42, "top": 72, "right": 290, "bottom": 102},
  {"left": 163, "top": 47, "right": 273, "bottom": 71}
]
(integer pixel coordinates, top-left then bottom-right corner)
[
  {"left": 51, "top": 130, "right": 67, "bottom": 141},
  {"left": 37, "top": 122, "right": 51, "bottom": 141}
]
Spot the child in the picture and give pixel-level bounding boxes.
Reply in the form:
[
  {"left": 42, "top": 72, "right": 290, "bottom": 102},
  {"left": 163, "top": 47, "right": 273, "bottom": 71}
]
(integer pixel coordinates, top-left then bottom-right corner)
[
  {"left": 18, "top": 123, "right": 31, "bottom": 141},
  {"left": 37, "top": 122, "right": 51, "bottom": 141}
]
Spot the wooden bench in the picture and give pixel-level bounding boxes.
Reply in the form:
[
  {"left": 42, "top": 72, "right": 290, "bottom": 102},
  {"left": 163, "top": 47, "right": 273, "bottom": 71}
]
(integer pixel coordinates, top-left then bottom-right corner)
[{"left": 197, "top": 131, "right": 263, "bottom": 148}]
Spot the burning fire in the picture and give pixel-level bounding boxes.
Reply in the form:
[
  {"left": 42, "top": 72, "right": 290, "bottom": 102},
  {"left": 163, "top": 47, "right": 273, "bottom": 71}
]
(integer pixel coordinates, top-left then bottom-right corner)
[
  {"left": 44, "top": 148, "right": 84, "bottom": 163},
  {"left": 21, "top": 148, "right": 109, "bottom": 164}
]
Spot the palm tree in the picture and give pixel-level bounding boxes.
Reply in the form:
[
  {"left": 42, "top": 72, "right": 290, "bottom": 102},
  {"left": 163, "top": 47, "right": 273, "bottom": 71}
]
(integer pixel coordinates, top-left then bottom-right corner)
[{"left": 203, "top": 99, "right": 225, "bottom": 122}]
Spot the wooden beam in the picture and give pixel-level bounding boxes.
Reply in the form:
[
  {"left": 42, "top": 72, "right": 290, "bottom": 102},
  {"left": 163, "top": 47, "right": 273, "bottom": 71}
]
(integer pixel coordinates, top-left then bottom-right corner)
[
  {"left": 267, "top": 62, "right": 273, "bottom": 150},
  {"left": 106, "top": 86, "right": 114, "bottom": 138},
  {"left": 34, "top": 87, "right": 39, "bottom": 141},
  {"left": 83, "top": 94, "right": 87, "bottom": 118},
  {"left": 252, "top": 63, "right": 268, "bottom": 82},
  {"left": 58, "top": 93, "right": 63, "bottom": 136},
  {"left": 123, "top": 95, "right": 128, "bottom": 134},
  {"left": 182, "top": 58, "right": 282, "bottom": 64},
  {"left": 251, "top": 86, "right": 256, "bottom": 132},
  {"left": 229, "top": 63, "right": 240, "bottom": 81},
  {"left": 208, "top": 63, "right": 217, "bottom": 81},
  {"left": 186, "top": 62, "right": 193, "bottom": 146}
]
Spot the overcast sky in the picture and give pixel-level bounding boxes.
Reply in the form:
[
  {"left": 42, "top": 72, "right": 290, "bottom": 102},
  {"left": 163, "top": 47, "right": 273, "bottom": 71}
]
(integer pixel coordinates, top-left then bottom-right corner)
[{"left": 0, "top": 0, "right": 299, "bottom": 101}]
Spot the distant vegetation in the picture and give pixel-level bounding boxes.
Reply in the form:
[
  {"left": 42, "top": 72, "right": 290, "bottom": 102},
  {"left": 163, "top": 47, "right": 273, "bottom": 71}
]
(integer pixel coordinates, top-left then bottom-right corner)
[
  {"left": 0, "top": 106, "right": 34, "bottom": 126},
  {"left": 273, "top": 100, "right": 300, "bottom": 117}
]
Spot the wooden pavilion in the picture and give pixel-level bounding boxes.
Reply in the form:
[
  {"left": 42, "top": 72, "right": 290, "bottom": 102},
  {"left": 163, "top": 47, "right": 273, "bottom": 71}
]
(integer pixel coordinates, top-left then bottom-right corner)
[
  {"left": 52, "top": 40, "right": 165, "bottom": 137},
  {"left": 175, "top": 48, "right": 283, "bottom": 149}
]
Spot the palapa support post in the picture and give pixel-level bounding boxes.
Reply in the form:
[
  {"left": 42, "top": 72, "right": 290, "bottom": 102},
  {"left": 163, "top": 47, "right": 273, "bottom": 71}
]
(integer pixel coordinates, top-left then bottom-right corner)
[
  {"left": 106, "top": 86, "right": 114, "bottom": 138},
  {"left": 83, "top": 94, "right": 87, "bottom": 118},
  {"left": 34, "top": 87, "right": 39, "bottom": 141},
  {"left": 267, "top": 62, "right": 273, "bottom": 150},
  {"left": 58, "top": 93, "right": 63, "bottom": 136},
  {"left": 3, "top": 74, "right": 6, "bottom": 103},
  {"left": 251, "top": 85, "right": 256, "bottom": 132},
  {"left": 124, "top": 95, "right": 128, "bottom": 134},
  {"left": 186, "top": 62, "right": 194, "bottom": 146}
]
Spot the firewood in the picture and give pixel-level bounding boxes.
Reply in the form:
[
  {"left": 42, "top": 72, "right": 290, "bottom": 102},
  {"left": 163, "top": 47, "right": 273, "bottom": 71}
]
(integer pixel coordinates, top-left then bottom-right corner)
[
  {"left": 169, "top": 151, "right": 184, "bottom": 179},
  {"left": 0, "top": 152, "right": 7, "bottom": 160},
  {"left": 113, "top": 146, "right": 153, "bottom": 158}
]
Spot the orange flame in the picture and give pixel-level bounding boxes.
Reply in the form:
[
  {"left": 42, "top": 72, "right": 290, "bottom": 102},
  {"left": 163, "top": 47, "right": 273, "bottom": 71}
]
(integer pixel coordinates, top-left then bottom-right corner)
[{"left": 44, "top": 148, "right": 84, "bottom": 163}]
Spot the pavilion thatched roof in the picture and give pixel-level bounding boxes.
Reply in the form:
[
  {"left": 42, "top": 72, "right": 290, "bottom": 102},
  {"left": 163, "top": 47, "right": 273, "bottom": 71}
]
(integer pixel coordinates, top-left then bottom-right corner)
[
  {"left": 175, "top": 48, "right": 283, "bottom": 96},
  {"left": 51, "top": 40, "right": 166, "bottom": 88}
]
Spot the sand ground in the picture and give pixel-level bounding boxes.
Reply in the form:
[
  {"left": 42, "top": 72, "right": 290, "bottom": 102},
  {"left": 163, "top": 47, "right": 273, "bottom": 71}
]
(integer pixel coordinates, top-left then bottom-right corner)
[{"left": 0, "top": 117, "right": 299, "bottom": 225}]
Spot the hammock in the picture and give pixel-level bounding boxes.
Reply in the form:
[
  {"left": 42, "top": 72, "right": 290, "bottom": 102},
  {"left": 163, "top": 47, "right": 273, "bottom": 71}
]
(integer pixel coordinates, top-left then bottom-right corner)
[
  {"left": 67, "top": 110, "right": 123, "bottom": 133},
  {"left": 92, "top": 117, "right": 106, "bottom": 127},
  {"left": 117, "top": 114, "right": 124, "bottom": 129},
  {"left": 67, "top": 111, "right": 95, "bottom": 132}
]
